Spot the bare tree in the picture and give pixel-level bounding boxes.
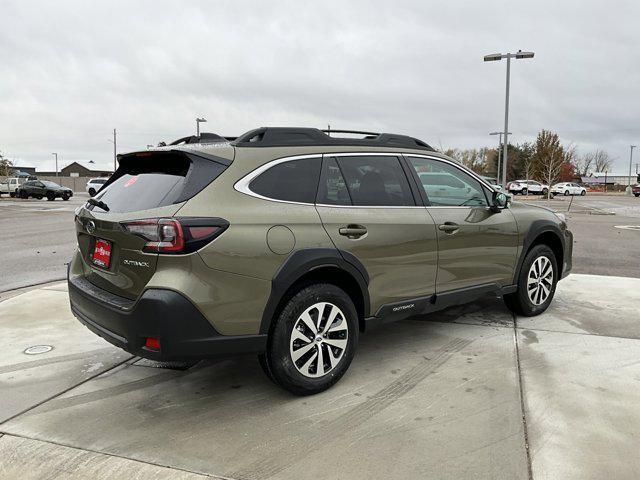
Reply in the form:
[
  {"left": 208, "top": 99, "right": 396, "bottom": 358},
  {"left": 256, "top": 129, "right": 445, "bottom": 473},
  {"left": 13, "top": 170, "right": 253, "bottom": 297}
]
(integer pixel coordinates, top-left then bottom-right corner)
[
  {"left": 563, "top": 143, "right": 577, "bottom": 166},
  {"left": 533, "top": 130, "right": 565, "bottom": 196},
  {"left": 589, "top": 149, "right": 614, "bottom": 173},
  {"left": 573, "top": 152, "right": 594, "bottom": 176},
  {"left": 444, "top": 147, "right": 490, "bottom": 175},
  {"left": 0, "top": 152, "right": 13, "bottom": 177}
]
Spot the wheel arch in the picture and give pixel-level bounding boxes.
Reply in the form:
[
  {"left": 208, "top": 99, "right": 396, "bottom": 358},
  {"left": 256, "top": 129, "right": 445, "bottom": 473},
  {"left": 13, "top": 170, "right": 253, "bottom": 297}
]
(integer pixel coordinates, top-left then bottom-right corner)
[
  {"left": 514, "top": 221, "right": 565, "bottom": 283},
  {"left": 259, "top": 249, "right": 370, "bottom": 335}
]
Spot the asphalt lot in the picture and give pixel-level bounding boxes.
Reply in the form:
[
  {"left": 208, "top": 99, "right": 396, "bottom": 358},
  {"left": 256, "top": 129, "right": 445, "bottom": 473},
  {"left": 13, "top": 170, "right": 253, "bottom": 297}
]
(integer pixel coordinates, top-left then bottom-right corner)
[
  {"left": 1, "top": 193, "right": 639, "bottom": 293},
  {"left": 1, "top": 274, "right": 639, "bottom": 479},
  {"left": 0, "top": 194, "right": 86, "bottom": 292}
]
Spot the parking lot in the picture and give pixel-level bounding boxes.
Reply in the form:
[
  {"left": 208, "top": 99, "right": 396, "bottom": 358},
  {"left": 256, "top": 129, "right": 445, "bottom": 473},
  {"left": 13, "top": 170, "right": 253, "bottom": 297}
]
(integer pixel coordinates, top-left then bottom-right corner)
[
  {"left": 2, "top": 193, "right": 639, "bottom": 295},
  {"left": 1, "top": 194, "right": 640, "bottom": 479}
]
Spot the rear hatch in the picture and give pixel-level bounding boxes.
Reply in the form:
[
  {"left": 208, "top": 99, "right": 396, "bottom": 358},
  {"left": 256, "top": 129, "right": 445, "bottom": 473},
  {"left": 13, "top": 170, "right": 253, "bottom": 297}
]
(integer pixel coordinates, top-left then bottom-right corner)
[{"left": 75, "top": 149, "right": 230, "bottom": 300}]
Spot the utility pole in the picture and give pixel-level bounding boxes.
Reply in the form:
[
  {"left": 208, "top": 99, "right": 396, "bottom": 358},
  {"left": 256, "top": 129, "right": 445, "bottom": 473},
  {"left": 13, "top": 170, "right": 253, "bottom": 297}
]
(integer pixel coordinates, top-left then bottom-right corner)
[
  {"left": 490, "top": 131, "right": 511, "bottom": 184},
  {"left": 107, "top": 129, "right": 117, "bottom": 174},
  {"left": 52, "top": 153, "right": 58, "bottom": 177},
  {"left": 484, "top": 50, "right": 534, "bottom": 188},
  {"left": 502, "top": 55, "right": 511, "bottom": 189},
  {"left": 113, "top": 129, "right": 117, "bottom": 173},
  {"left": 196, "top": 117, "right": 207, "bottom": 137},
  {"left": 627, "top": 145, "right": 635, "bottom": 195}
]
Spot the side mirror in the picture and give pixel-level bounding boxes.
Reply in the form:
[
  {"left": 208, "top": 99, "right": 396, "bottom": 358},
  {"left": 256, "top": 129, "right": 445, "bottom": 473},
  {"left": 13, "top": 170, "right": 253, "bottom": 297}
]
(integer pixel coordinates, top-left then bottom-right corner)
[{"left": 490, "top": 191, "right": 508, "bottom": 213}]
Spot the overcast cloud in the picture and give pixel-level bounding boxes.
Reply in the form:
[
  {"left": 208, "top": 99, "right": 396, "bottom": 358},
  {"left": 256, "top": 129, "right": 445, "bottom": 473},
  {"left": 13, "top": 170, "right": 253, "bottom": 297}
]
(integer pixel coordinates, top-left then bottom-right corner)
[{"left": 1, "top": 0, "right": 639, "bottom": 173}]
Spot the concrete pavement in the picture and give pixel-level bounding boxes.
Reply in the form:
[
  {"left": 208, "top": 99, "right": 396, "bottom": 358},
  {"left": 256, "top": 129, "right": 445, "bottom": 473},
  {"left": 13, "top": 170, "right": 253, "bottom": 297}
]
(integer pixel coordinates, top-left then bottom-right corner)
[{"left": 1, "top": 274, "right": 639, "bottom": 479}]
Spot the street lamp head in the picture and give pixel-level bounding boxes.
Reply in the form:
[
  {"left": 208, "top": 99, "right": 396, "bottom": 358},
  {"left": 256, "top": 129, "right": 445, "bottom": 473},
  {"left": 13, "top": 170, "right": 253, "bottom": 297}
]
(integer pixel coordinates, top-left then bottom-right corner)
[
  {"left": 196, "top": 117, "right": 207, "bottom": 123},
  {"left": 515, "top": 50, "right": 534, "bottom": 59},
  {"left": 483, "top": 53, "right": 503, "bottom": 62}
]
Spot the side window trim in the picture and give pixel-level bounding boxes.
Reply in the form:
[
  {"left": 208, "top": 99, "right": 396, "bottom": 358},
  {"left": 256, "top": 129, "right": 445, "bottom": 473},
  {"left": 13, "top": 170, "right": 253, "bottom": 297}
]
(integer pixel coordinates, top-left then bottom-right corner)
[
  {"left": 400, "top": 154, "right": 431, "bottom": 206},
  {"left": 398, "top": 155, "right": 426, "bottom": 206}
]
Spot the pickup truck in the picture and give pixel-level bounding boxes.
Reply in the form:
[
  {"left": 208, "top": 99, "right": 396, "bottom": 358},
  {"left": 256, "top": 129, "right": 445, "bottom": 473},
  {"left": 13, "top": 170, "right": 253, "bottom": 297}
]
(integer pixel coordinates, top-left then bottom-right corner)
[{"left": 0, "top": 177, "right": 29, "bottom": 197}]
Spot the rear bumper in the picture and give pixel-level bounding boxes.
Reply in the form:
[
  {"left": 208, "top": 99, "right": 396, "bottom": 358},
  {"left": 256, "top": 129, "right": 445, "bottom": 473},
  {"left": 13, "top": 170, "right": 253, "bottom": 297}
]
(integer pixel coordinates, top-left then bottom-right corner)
[{"left": 68, "top": 274, "right": 266, "bottom": 361}]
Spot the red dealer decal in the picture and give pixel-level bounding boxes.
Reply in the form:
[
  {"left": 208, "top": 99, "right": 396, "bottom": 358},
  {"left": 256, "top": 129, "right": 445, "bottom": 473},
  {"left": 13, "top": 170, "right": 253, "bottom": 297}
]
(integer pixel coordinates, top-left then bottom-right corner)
[
  {"left": 124, "top": 176, "right": 139, "bottom": 188},
  {"left": 92, "top": 239, "right": 112, "bottom": 268}
]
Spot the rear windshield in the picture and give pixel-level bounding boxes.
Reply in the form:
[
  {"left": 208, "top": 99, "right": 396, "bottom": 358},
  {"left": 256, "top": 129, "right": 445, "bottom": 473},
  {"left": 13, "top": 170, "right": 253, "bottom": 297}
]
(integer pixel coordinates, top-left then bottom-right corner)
[{"left": 93, "top": 151, "right": 227, "bottom": 213}]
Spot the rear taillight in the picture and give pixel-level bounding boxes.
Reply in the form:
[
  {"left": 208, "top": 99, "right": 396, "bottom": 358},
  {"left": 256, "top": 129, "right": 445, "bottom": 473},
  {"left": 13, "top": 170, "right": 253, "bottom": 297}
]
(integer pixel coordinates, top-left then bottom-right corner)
[{"left": 122, "top": 217, "right": 228, "bottom": 254}]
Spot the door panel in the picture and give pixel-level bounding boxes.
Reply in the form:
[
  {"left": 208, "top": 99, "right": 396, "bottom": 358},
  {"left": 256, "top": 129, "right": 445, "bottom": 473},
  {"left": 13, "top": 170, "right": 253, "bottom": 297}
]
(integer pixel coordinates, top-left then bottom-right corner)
[
  {"left": 317, "top": 205, "right": 437, "bottom": 312},
  {"left": 406, "top": 155, "right": 519, "bottom": 292},
  {"left": 316, "top": 154, "right": 437, "bottom": 313},
  {"left": 426, "top": 207, "right": 519, "bottom": 291}
]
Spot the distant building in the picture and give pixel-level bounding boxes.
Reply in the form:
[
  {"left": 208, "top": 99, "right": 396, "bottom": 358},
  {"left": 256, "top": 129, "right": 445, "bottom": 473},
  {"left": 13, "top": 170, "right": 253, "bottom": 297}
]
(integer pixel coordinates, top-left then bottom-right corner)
[
  {"left": 581, "top": 172, "right": 637, "bottom": 186},
  {"left": 38, "top": 161, "right": 113, "bottom": 177}
]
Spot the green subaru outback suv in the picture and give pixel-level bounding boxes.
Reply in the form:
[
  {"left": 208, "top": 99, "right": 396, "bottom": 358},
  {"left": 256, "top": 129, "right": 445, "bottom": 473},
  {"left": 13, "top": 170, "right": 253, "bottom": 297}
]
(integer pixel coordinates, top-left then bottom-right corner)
[{"left": 68, "top": 127, "right": 572, "bottom": 395}]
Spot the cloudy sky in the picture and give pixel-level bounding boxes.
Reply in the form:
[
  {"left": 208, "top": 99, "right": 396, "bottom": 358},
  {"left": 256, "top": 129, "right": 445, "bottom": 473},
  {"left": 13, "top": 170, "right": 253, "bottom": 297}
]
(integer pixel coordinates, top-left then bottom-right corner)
[{"left": 1, "top": 0, "right": 639, "bottom": 173}]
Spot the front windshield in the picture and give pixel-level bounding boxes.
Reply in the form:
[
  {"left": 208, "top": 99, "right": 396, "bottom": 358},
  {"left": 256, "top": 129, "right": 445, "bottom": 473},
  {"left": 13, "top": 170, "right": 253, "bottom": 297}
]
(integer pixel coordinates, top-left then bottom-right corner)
[{"left": 42, "top": 181, "right": 61, "bottom": 188}]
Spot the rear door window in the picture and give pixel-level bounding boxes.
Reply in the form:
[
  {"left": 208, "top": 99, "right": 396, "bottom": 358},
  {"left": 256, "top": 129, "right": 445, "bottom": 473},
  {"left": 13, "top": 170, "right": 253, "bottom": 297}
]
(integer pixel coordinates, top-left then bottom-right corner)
[
  {"left": 335, "top": 155, "right": 414, "bottom": 206},
  {"left": 249, "top": 157, "right": 321, "bottom": 204},
  {"left": 94, "top": 151, "right": 227, "bottom": 213}
]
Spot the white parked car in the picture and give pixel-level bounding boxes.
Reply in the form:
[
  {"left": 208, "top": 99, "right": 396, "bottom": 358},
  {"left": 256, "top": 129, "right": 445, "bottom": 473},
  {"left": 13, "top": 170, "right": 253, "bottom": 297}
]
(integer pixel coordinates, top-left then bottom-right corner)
[
  {"left": 551, "top": 182, "right": 586, "bottom": 196},
  {"left": 507, "top": 180, "right": 549, "bottom": 195},
  {"left": 481, "top": 176, "right": 503, "bottom": 191},
  {"left": 86, "top": 178, "right": 109, "bottom": 196},
  {"left": 0, "top": 177, "right": 29, "bottom": 197}
]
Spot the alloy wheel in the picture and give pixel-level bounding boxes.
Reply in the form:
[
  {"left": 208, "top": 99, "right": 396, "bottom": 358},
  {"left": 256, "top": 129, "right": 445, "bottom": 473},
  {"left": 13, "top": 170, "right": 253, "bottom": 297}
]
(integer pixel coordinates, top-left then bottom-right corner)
[
  {"left": 289, "top": 302, "right": 348, "bottom": 378},
  {"left": 527, "top": 256, "right": 554, "bottom": 306}
]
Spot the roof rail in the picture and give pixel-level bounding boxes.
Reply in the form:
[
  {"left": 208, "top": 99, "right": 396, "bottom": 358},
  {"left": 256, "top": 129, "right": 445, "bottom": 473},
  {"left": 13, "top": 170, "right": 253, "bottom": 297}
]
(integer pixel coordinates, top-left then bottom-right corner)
[
  {"left": 322, "top": 129, "right": 380, "bottom": 136},
  {"left": 232, "top": 127, "right": 434, "bottom": 151},
  {"left": 168, "top": 133, "right": 229, "bottom": 145}
]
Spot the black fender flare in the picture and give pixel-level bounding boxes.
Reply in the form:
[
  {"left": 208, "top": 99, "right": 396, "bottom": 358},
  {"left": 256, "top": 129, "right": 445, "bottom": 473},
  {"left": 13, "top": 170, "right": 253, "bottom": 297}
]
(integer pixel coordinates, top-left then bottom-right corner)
[
  {"left": 259, "top": 248, "right": 370, "bottom": 335},
  {"left": 514, "top": 220, "right": 566, "bottom": 284}
]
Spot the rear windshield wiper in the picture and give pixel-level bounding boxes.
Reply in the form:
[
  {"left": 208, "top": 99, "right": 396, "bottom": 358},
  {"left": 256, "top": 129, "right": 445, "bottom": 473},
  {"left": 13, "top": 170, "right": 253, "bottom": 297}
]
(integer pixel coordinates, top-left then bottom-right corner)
[{"left": 87, "top": 198, "right": 110, "bottom": 212}]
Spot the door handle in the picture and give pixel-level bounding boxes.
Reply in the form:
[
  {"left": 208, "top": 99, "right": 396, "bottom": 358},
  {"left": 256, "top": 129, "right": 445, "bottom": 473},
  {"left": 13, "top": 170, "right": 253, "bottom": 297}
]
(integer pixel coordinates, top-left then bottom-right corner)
[
  {"left": 339, "top": 224, "right": 367, "bottom": 239},
  {"left": 438, "top": 222, "right": 460, "bottom": 234}
]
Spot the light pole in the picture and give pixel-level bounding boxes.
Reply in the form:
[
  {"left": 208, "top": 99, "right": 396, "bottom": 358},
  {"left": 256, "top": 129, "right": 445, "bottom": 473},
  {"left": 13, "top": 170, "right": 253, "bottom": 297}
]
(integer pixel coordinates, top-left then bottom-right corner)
[
  {"left": 627, "top": 145, "right": 636, "bottom": 195},
  {"left": 490, "top": 131, "right": 511, "bottom": 184},
  {"left": 52, "top": 152, "right": 58, "bottom": 178},
  {"left": 484, "top": 50, "right": 534, "bottom": 188},
  {"left": 196, "top": 117, "right": 207, "bottom": 137}
]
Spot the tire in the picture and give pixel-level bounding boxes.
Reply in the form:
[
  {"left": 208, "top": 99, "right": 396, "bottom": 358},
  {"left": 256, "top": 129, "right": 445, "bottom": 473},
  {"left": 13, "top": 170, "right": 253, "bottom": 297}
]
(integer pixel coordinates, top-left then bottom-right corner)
[
  {"left": 35, "top": 195, "right": 43, "bottom": 200},
  {"left": 62, "top": 195, "right": 70, "bottom": 201},
  {"left": 46, "top": 192, "right": 55, "bottom": 201},
  {"left": 9, "top": 192, "right": 15, "bottom": 198},
  {"left": 542, "top": 188, "right": 548, "bottom": 195},
  {"left": 564, "top": 190, "right": 569, "bottom": 196},
  {"left": 581, "top": 190, "right": 586, "bottom": 196},
  {"left": 262, "top": 283, "right": 358, "bottom": 395},
  {"left": 20, "top": 190, "right": 28, "bottom": 199},
  {"left": 521, "top": 188, "right": 528, "bottom": 195},
  {"left": 88, "top": 188, "right": 96, "bottom": 196},
  {"left": 504, "top": 244, "right": 558, "bottom": 317},
  {"left": 635, "top": 193, "right": 640, "bottom": 197}
]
